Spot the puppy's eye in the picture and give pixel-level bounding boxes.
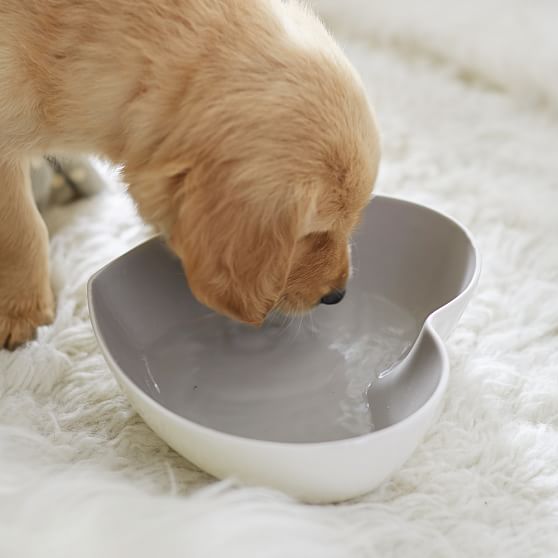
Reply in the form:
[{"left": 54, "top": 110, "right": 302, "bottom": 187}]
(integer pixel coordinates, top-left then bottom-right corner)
[
  {"left": 170, "top": 169, "right": 189, "bottom": 185},
  {"left": 302, "top": 232, "right": 330, "bottom": 250},
  {"left": 168, "top": 169, "right": 190, "bottom": 199}
]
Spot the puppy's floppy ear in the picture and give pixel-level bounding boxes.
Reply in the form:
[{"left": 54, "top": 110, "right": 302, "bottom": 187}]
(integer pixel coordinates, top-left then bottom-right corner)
[{"left": 170, "top": 171, "right": 312, "bottom": 325}]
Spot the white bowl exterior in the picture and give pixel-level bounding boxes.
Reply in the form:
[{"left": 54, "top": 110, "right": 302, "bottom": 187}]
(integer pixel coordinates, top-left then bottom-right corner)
[{"left": 105, "top": 330, "right": 447, "bottom": 503}]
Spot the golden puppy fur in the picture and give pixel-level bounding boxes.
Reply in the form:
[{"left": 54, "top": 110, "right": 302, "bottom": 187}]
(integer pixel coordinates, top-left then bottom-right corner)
[{"left": 0, "top": 0, "right": 380, "bottom": 349}]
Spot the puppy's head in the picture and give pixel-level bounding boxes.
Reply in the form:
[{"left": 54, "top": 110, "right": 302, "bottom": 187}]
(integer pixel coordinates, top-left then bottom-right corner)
[{"left": 125, "top": 1, "right": 380, "bottom": 324}]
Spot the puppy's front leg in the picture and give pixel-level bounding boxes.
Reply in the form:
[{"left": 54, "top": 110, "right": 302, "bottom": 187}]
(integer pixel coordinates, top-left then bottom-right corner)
[{"left": 0, "top": 159, "right": 54, "bottom": 349}]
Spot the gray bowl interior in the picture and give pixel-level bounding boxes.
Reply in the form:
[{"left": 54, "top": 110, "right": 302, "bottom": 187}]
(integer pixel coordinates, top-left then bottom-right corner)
[{"left": 89, "top": 196, "right": 476, "bottom": 443}]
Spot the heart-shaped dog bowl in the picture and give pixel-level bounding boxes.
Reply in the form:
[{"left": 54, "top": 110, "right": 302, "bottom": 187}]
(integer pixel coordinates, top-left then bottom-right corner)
[{"left": 88, "top": 195, "right": 479, "bottom": 502}]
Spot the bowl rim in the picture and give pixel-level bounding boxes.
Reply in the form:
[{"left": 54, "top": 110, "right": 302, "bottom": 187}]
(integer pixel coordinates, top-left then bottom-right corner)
[{"left": 87, "top": 193, "right": 481, "bottom": 450}]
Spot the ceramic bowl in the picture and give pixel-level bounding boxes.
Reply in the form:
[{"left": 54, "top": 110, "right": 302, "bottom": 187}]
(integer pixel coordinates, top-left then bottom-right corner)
[{"left": 88, "top": 195, "right": 480, "bottom": 502}]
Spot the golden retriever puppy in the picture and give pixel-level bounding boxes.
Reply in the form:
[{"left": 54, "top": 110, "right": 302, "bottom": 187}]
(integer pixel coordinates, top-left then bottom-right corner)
[{"left": 0, "top": 0, "right": 380, "bottom": 349}]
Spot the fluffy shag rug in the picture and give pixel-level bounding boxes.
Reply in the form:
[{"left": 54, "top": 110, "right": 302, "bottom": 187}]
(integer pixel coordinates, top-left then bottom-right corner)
[{"left": 1, "top": 2, "right": 558, "bottom": 556}]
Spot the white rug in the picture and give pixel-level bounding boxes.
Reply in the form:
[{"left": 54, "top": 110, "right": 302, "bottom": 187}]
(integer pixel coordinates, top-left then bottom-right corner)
[{"left": 2, "top": 2, "right": 558, "bottom": 556}]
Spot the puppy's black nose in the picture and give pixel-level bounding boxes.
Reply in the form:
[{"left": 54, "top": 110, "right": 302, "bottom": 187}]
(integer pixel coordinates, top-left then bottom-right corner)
[{"left": 320, "top": 289, "right": 346, "bottom": 305}]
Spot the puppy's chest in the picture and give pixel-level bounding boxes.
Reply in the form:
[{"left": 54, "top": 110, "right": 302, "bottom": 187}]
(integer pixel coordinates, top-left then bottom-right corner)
[{"left": 0, "top": 44, "right": 40, "bottom": 146}]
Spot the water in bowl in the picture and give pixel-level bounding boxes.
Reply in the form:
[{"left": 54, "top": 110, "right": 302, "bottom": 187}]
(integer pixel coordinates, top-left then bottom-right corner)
[{"left": 141, "top": 291, "right": 419, "bottom": 443}]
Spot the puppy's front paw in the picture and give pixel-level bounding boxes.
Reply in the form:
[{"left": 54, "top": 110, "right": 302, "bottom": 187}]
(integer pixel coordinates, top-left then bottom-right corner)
[{"left": 0, "top": 292, "right": 54, "bottom": 350}]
